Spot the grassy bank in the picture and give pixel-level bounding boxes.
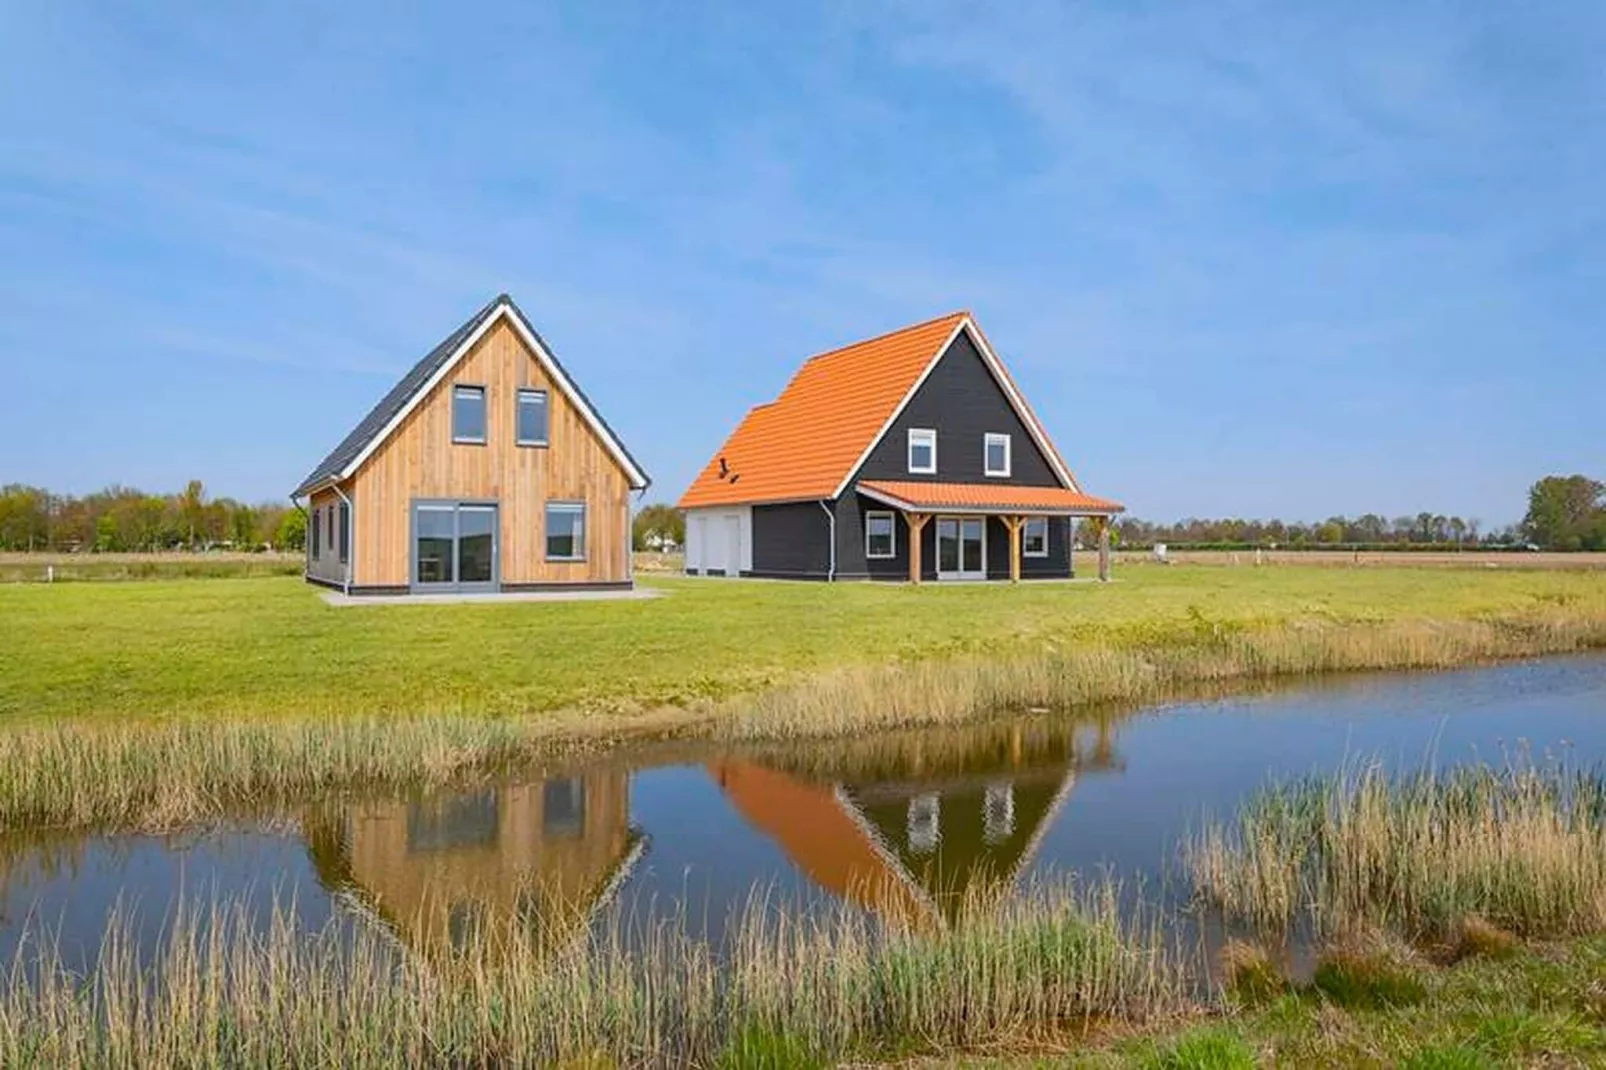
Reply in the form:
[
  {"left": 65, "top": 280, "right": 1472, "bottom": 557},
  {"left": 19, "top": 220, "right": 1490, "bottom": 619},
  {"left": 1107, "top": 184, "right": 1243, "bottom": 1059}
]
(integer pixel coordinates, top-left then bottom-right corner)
[
  {"left": 4, "top": 567, "right": 1605, "bottom": 726},
  {"left": 0, "top": 881, "right": 1179, "bottom": 1068},
  {"left": 0, "top": 551, "right": 303, "bottom": 584},
  {"left": 2, "top": 569, "right": 1606, "bottom": 830}
]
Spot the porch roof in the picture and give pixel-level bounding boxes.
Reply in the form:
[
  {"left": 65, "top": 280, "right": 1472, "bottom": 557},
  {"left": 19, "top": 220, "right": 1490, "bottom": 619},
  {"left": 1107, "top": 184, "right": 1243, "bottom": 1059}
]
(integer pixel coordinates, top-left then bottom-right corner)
[{"left": 858, "top": 480, "right": 1124, "bottom": 516}]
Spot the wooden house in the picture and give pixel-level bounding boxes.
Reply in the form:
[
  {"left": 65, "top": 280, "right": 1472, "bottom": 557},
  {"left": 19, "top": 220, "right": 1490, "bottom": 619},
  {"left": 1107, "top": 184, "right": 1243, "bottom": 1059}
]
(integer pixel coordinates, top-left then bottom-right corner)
[
  {"left": 303, "top": 772, "right": 644, "bottom": 965},
  {"left": 293, "top": 294, "right": 650, "bottom": 595},
  {"left": 678, "top": 312, "right": 1122, "bottom": 582}
]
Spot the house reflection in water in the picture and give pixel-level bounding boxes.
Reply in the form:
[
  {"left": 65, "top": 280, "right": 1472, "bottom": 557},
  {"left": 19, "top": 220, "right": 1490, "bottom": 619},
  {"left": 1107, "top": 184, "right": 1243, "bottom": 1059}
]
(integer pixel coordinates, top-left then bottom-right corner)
[
  {"left": 710, "top": 718, "right": 1118, "bottom": 927},
  {"left": 303, "top": 772, "right": 644, "bottom": 963}
]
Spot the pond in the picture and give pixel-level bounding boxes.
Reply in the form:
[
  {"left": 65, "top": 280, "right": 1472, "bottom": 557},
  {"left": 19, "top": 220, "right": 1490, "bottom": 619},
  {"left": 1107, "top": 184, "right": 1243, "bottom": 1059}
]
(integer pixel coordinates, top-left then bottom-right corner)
[{"left": 4, "top": 654, "right": 1605, "bottom": 974}]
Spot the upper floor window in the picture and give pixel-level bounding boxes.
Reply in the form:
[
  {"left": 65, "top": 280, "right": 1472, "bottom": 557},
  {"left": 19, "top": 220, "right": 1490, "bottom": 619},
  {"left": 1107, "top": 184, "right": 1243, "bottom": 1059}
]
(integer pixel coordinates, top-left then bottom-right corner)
[
  {"left": 984, "top": 433, "right": 1012, "bottom": 477},
  {"left": 1023, "top": 516, "right": 1049, "bottom": 557},
  {"left": 907, "top": 428, "right": 937, "bottom": 474},
  {"left": 452, "top": 385, "right": 487, "bottom": 444},
  {"left": 516, "top": 388, "right": 549, "bottom": 446}
]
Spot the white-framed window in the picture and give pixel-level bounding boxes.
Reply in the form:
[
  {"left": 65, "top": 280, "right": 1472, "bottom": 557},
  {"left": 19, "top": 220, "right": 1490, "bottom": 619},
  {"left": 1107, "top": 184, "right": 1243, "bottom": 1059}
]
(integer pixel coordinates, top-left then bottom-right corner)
[
  {"left": 452, "top": 384, "right": 487, "bottom": 444},
  {"left": 907, "top": 428, "right": 937, "bottom": 474},
  {"left": 516, "top": 388, "right": 549, "bottom": 446},
  {"left": 984, "top": 433, "right": 1012, "bottom": 477},
  {"left": 865, "top": 510, "right": 896, "bottom": 559},
  {"left": 1023, "top": 516, "right": 1049, "bottom": 557},
  {"left": 545, "top": 502, "right": 586, "bottom": 561}
]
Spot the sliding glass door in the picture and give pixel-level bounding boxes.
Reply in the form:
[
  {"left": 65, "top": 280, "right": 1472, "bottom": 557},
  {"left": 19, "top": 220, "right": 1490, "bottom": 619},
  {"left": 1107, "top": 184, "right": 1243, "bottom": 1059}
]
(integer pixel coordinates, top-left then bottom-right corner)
[
  {"left": 935, "top": 517, "right": 986, "bottom": 580},
  {"left": 412, "top": 501, "right": 499, "bottom": 592}
]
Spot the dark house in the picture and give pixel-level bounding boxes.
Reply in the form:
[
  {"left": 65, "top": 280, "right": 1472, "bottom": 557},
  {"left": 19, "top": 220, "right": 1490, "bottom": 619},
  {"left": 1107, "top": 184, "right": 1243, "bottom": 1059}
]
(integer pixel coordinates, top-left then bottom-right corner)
[{"left": 678, "top": 312, "right": 1122, "bottom": 582}]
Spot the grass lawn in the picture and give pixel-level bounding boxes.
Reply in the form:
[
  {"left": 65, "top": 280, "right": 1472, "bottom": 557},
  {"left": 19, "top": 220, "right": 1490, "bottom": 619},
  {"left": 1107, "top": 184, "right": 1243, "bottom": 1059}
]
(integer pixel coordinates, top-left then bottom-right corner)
[
  {"left": 1, "top": 566, "right": 1603, "bottom": 725},
  {"left": 936, "top": 937, "right": 1606, "bottom": 1068}
]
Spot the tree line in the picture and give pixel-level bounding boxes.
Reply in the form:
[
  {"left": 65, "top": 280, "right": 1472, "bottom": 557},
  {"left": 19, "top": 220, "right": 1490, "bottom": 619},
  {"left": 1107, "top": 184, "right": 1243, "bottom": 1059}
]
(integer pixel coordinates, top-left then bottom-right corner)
[
  {"left": 1113, "top": 474, "right": 1604, "bottom": 551},
  {"left": 5, "top": 472, "right": 1601, "bottom": 555},
  {"left": 0, "top": 482, "right": 305, "bottom": 553}
]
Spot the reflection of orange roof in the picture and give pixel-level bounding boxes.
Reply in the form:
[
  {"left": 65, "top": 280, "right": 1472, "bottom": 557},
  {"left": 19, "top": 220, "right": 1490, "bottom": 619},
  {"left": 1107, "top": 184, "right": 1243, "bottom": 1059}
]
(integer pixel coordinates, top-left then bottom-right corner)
[
  {"left": 679, "top": 313, "right": 968, "bottom": 508},
  {"left": 860, "top": 481, "right": 1124, "bottom": 515},
  {"left": 708, "top": 762, "right": 935, "bottom": 928}
]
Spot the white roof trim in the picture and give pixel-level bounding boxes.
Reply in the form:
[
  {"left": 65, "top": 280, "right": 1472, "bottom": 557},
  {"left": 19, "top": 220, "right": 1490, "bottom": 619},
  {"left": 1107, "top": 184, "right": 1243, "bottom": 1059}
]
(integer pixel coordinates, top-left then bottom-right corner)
[
  {"left": 339, "top": 303, "right": 649, "bottom": 489},
  {"left": 856, "top": 483, "right": 1120, "bottom": 516},
  {"left": 830, "top": 318, "right": 1077, "bottom": 499}
]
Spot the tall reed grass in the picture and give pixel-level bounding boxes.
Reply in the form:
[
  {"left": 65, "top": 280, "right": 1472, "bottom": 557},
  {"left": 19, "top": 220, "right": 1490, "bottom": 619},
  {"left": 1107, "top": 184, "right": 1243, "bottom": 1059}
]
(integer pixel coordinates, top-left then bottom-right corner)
[
  {"left": 5, "top": 609, "right": 1605, "bottom": 833},
  {"left": 0, "top": 715, "right": 564, "bottom": 831},
  {"left": 726, "top": 610, "right": 1606, "bottom": 739},
  {"left": 0, "top": 880, "right": 1181, "bottom": 1067},
  {"left": 1188, "top": 762, "right": 1606, "bottom": 941}
]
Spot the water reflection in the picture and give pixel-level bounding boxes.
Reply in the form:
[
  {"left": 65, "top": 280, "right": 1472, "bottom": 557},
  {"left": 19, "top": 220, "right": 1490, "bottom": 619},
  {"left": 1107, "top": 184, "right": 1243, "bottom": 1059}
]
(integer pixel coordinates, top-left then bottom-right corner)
[
  {"left": 1, "top": 654, "right": 1604, "bottom": 970},
  {"left": 710, "top": 718, "right": 1119, "bottom": 926},
  {"left": 303, "top": 773, "right": 645, "bottom": 962}
]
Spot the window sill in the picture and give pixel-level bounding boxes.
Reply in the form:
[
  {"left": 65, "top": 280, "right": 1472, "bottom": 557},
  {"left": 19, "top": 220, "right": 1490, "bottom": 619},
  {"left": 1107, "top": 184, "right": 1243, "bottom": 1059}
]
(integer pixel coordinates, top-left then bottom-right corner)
[
  {"left": 546, "top": 556, "right": 587, "bottom": 563},
  {"left": 516, "top": 440, "right": 550, "bottom": 449},
  {"left": 453, "top": 438, "right": 487, "bottom": 446}
]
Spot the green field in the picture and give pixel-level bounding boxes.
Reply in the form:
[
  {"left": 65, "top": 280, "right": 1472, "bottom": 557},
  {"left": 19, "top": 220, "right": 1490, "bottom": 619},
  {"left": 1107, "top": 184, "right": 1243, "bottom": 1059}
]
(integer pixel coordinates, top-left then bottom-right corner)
[{"left": 1, "top": 567, "right": 1604, "bottom": 726}]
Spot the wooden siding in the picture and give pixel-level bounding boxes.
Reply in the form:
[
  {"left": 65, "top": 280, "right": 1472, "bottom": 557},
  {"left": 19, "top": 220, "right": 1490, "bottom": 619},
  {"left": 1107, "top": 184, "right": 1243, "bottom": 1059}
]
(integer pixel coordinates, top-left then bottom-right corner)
[
  {"left": 349, "top": 319, "right": 633, "bottom": 587},
  {"left": 852, "top": 332, "right": 1061, "bottom": 489}
]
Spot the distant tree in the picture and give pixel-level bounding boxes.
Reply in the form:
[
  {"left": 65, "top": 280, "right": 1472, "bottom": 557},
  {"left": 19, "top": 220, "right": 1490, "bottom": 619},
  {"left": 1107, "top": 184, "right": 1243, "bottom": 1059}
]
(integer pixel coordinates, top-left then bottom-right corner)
[
  {"left": 1522, "top": 475, "right": 1605, "bottom": 550},
  {"left": 274, "top": 509, "right": 307, "bottom": 552},
  {"left": 178, "top": 479, "right": 206, "bottom": 547},
  {"left": 633, "top": 503, "right": 685, "bottom": 551}
]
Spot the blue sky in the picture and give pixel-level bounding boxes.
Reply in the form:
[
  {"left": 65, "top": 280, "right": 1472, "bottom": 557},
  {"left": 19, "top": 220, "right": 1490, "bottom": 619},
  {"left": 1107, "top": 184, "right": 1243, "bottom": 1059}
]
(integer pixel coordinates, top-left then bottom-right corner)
[{"left": 2, "top": 2, "right": 1601, "bottom": 524}]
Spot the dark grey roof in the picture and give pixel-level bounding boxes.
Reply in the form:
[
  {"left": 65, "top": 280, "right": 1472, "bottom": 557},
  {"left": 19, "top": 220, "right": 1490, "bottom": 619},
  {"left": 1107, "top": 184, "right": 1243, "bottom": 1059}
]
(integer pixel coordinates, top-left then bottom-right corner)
[{"left": 292, "top": 294, "right": 649, "bottom": 498}]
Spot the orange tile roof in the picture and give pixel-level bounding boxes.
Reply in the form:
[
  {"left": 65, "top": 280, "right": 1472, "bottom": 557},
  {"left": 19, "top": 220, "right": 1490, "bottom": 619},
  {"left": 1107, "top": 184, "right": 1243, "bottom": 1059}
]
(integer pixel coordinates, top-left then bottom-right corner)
[
  {"left": 679, "top": 312, "right": 969, "bottom": 508},
  {"left": 860, "top": 480, "right": 1124, "bottom": 515}
]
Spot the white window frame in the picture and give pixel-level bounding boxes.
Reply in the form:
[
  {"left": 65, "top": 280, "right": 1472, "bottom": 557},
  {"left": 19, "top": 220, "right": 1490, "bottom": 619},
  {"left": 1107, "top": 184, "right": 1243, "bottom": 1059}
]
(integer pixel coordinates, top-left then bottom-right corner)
[
  {"left": 545, "top": 501, "right": 587, "bottom": 562},
  {"left": 452, "top": 384, "right": 488, "bottom": 445},
  {"left": 907, "top": 428, "right": 937, "bottom": 475},
  {"left": 984, "top": 433, "right": 1012, "bottom": 478},
  {"left": 865, "top": 510, "right": 897, "bottom": 559},
  {"left": 515, "top": 388, "right": 549, "bottom": 447},
  {"left": 1023, "top": 516, "right": 1049, "bottom": 558}
]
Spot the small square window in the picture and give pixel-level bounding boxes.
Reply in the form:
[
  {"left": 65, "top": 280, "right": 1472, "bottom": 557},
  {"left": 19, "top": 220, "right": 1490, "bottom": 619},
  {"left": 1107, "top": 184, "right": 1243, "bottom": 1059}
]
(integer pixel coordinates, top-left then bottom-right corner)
[
  {"left": 546, "top": 502, "right": 586, "bottom": 561},
  {"left": 907, "top": 429, "right": 937, "bottom": 474},
  {"left": 516, "top": 389, "right": 548, "bottom": 446},
  {"left": 984, "top": 433, "right": 1012, "bottom": 477},
  {"left": 866, "top": 511, "right": 896, "bottom": 559},
  {"left": 1023, "top": 517, "right": 1049, "bottom": 557},
  {"left": 452, "top": 385, "right": 487, "bottom": 444}
]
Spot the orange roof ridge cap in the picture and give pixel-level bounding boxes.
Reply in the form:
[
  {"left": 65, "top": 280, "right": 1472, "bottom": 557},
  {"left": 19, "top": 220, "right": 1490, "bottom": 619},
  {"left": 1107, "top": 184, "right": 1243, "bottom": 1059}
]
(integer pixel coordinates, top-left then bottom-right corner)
[{"left": 798, "top": 309, "right": 969, "bottom": 368}]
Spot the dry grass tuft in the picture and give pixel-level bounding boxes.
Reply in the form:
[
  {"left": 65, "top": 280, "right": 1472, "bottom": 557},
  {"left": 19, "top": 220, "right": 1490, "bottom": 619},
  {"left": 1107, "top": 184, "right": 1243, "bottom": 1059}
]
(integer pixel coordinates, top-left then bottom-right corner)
[{"left": 1216, "top": 940, "right": 1285, "bottom": 1005}]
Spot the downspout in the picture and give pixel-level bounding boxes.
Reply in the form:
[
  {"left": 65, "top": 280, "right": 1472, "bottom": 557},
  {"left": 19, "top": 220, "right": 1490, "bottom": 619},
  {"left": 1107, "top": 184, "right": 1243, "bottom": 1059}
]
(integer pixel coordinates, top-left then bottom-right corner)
[
  {"left": 818, "top": 500, "right": 836, "bottom": 582},
  {"left": 330, "top": 483, "right": 354, "bottom": 596}
]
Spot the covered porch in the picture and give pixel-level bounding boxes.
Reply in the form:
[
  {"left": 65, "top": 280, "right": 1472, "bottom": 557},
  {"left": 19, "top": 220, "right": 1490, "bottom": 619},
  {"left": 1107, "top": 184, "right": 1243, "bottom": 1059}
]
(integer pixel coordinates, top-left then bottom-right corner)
[{"left": 857, "top": 480, "right": 1124, "bottom": 586}]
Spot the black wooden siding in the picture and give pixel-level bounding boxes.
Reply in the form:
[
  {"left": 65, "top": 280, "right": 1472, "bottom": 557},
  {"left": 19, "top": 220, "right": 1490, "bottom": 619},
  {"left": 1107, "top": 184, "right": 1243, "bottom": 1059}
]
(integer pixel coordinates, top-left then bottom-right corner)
[
  {"left": 750, "top": 501, "right": 832, "bottom": 579},
  {"left": 852, "top": 331, "right": 1060, "bottom": 488}
]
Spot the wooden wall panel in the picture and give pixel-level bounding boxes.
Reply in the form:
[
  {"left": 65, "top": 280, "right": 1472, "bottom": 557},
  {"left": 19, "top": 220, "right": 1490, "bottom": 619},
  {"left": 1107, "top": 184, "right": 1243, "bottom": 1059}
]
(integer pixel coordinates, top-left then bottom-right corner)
[{"left": 347, "top": 320, "right": 634, "bottom": 587}]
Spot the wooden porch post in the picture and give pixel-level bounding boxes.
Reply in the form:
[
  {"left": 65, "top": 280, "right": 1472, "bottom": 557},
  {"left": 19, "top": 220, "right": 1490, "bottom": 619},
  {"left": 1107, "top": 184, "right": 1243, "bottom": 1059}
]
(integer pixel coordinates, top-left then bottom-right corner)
[
  {"left": 906, "top": 512, "right": 930, "bottom": 585},
  {"left": 1002, "top": 515, "right": 1025, "bottom": 583},
  {"left": 1096, "top": 516, "right": 1112, "bottom": 582}
]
